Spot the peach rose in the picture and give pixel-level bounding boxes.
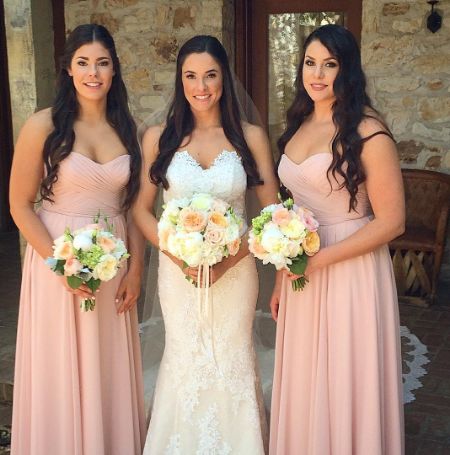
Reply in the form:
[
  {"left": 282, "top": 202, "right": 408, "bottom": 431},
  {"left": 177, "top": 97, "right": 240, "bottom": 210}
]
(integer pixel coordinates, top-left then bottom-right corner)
[
  {"left": 64, "top": 257, "right": 83, "bottom": 276},
  {"left": 97, "top": 236, "right": 117, "bottom": 253},
  {"left": 249, "top": 236, "right": 267, "bottom": 256},
  {"left": 302, "top": 231, "right": 320, "bottom": 256},
  {"left": 227, "top": 238, "right": 241, "bottom": 256},
  {"left": 209, "top": 211, "right": 228, "bottom": 228},
  {"left": 54, "top": 241, "right": 73, "bottom": 260},
  {"left": 272, "top": 207, "right": 291, "bottom": 226},
  {"left": 179, "top": 208, "right": 207, "bottom": 232}
]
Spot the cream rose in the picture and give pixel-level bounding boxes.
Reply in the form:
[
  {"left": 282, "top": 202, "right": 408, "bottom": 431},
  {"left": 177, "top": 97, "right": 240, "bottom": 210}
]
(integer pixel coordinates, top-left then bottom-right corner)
[
  {"left": 93, "top": 254, "right": 119, "bottom": 281},
  {"left": 280, "top": 218, "right": 306, "bottom": 240},
  {"left": 204, "top": 227, "right": 226, "bottom": 245}
]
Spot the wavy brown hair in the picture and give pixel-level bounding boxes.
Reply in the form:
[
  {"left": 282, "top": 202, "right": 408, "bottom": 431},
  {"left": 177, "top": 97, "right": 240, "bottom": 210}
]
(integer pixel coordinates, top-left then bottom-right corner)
[
  {"left": 150, "top": 35, "right": 262, "bottom": 189},
  {"left": 40, "top": 24, "right": 140, "bottom": 210},
  {"left": 278, "top": 24, "right": 392, "bottom": 211}
]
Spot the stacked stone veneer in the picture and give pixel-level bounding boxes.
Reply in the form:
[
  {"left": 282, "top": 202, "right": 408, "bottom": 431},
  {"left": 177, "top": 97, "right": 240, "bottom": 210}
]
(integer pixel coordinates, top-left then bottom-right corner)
[
  {"left": 362, "top": 0, "right": 449, "bottom": 171},
  {"left": 65, "top": 0, "right": 230, "bottom": 127}
]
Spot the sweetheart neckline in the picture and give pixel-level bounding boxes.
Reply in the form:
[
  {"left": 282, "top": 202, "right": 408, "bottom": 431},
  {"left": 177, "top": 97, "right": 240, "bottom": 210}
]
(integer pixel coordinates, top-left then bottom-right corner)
[
  {"left": 176, "top": 150, "right": 238, "bottom": 171},
  {"left": 282, "top": 152, "right": 331, "bottom": 168},
  {"left": 71, "top": 151, "right": 130, "bottom": 166}
]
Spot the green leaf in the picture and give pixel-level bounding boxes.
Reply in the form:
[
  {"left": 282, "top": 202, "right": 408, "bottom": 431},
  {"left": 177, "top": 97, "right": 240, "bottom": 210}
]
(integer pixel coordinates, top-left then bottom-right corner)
[
  {"left": 86, "top": 278, "right": 101, "bottom": 293},
  {"left": 288, "top": 255, "right": 307, "bottom": 276},
  {"left": 67, "top": 275, "right": 83, "bottom": 289},
  {"left": 54, "top": 260, "right": 65, "bottom": 275}
]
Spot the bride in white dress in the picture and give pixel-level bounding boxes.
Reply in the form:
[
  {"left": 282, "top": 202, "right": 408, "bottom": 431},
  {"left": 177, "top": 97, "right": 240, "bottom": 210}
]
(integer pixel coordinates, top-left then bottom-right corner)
[{"left": 133, "top": 35, "right": 278, "bottom": 454}]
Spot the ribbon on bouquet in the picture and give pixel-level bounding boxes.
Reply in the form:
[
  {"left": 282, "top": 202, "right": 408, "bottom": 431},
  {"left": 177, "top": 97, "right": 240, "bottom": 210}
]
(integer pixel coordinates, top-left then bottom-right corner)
[{"left": 196, "top": 262, "right": 218, "bottom": 367}]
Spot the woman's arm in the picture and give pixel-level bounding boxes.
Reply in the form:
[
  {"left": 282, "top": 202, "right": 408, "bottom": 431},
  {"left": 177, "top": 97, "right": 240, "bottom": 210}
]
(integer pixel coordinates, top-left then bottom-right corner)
[
  {"left": 115, "top": 215, "right": 146, "bottom": 313},
  {"left": 303, "top": 120, "right": 405, "bottom": 276},
  {"left": 131, "top": 126, "right": 162, "bottom": 248},
  {"left": 9, "top": 109, "right": 55, "bottom": 259},
  {"left": 9, "top": 109, "right": 93, "bottom": 299}
]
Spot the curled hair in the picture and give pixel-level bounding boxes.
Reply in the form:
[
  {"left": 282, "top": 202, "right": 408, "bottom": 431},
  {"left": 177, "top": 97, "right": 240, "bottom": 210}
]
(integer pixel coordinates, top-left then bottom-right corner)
[
  {"left": 150, "top": 35, "right": 262, "bottom": 189},
  {"left": 40, "top": 24, "right": 140, "bottom": 210},
  {"left": 278, "top": 24, "right": 392, "bottom": 211}
]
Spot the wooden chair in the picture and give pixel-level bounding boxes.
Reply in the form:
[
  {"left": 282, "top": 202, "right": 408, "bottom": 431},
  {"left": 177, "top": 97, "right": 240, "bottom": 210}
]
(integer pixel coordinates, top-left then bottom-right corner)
[{"left": 390, "top": 169, "right": 450, "bottom": 306}]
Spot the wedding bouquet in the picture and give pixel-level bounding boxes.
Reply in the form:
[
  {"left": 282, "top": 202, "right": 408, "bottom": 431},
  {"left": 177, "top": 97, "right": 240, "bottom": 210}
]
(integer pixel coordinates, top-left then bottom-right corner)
[
  {"left": 249, "top": 197, "right": 320, "bottom": 291},
  {"left": 46, "top": 216, "right": 129, "bottom": 311},
  {"left": 158, "top": 193, "right": 243, "bottom": 269}
]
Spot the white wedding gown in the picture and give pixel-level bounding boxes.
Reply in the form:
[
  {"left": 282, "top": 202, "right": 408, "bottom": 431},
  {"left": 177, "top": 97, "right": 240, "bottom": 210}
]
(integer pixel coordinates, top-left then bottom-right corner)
[{"left": 143, "top": 150, "right": 268, "bottom": 454}]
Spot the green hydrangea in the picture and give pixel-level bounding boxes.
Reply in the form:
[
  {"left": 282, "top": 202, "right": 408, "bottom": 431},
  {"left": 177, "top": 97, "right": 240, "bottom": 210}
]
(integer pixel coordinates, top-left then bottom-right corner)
[
  {"left": 252, "top": 211, "right": 273, "bottom": 235},
  {"left": 78, "top": 244, "right": 105, "bottom": 269}
]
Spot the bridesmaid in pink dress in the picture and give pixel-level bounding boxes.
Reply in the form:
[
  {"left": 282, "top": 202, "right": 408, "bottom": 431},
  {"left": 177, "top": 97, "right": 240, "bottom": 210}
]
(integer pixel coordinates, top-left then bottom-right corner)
[
  {"left": 9, "top": 25, "right": 146, "bottom": 454},
  {"left": 269, "top": 25, "right": 405, "bottom": 455}
]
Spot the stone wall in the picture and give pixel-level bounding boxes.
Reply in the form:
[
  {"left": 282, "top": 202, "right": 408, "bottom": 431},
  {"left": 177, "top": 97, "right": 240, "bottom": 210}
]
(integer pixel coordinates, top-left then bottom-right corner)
[
  {"left": 361, "top": 0, "right": 450, "bottom": 171},
  {"left": 64, "top": 0, "right": 231, "bottom": 127}
]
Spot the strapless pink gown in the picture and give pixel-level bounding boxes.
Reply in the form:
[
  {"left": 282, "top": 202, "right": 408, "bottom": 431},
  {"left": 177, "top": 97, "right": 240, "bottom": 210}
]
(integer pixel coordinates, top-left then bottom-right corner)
[
  {"left": 11, "top": 152, "right": 146, "bottom": 455},
  {"left": 270, "top": 153, "right": 404, "bottom": 455}
]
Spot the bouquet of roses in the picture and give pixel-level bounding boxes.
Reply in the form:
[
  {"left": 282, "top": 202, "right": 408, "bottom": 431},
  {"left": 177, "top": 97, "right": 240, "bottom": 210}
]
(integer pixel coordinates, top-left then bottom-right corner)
[
  {"left": 46, "top": 215, "right": 129, "bottom": 311},
  {"left": 249, "top": 197, "right": 320, "bottom": 291},
  {"left": 158, "top": 193, "right": 243, "bottom": 270}
]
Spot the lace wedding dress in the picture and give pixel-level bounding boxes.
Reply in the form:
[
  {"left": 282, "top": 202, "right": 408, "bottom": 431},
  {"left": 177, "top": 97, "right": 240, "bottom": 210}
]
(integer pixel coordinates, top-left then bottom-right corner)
[{"left": 143, "top": 150, "right": 268, "bottom": 454}]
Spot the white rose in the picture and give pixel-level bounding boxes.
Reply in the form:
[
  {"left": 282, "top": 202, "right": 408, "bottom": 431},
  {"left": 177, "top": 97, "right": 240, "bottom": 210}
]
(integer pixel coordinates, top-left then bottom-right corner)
[
  {"left": 73, "top": 233, "right": 93, "bottom": 251},
  {"left": 260, "top": 225, "right": 287, "bottom": 253},
  {"left": 190, "top": 193, "right": 213, "bottom": 211},
  {"left": 178, "top": 232, "right": 204, "bottom": 266},
  {"left": 93, "top": 254, "right": 119, "bottom": 281},
  {"left": 286, "top": 240, "right": 302, "bottom": 258},
  {"left": 163, "top": 200, "right": 181, "bottom": 224}
]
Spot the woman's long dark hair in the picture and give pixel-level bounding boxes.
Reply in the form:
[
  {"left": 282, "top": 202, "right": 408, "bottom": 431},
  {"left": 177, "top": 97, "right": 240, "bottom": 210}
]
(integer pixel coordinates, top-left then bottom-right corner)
[
  {"left": 278, "top": 24, "right": 392, "bottom": 211},
  {"left": 40, "top": 24, "right": 140, "bottom": 210},
  {"left": 150, "top": 35, "right": 262, "bottom": 189}
]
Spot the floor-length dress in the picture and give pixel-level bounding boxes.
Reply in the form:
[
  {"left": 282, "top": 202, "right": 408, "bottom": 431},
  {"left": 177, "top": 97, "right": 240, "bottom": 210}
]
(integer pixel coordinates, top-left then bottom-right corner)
[
  {"left": 143, "top": 150, "right": 268, "bottom": 454},
  {"left": 270, "top": 153, "right": 404, "bottom": 455},
  {"left": 11, "top": 152, "right": 146, "bottom": 455}
]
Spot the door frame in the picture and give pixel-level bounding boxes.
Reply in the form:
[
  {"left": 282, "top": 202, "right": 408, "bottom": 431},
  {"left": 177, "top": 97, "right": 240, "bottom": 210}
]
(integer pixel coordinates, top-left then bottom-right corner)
[{"left": 0, "top": 0, "right": 14, "bottom": 231}]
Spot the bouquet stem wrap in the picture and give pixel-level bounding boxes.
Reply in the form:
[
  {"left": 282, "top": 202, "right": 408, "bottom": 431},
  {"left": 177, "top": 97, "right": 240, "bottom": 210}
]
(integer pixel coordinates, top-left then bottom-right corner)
[{"left": 196, "top": 263, "right": 218, "bottom": 368}]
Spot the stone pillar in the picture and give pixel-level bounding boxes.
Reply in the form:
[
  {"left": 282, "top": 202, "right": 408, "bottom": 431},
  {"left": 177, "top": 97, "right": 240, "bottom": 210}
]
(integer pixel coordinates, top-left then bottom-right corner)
[{"left": 4, "top": 0, "right": 55, "bottom": 260}]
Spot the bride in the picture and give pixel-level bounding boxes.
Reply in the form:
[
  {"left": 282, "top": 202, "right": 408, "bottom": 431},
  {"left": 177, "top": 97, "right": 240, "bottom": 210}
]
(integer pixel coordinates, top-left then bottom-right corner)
[{"left": 133, "top": 35, "right": 278, "bottom": 453}]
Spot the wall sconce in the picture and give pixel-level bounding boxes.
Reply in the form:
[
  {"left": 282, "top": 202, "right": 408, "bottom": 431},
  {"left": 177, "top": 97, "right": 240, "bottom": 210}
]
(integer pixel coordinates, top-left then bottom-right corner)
[{"left": 427, "top": 1, "right": 442, "bottom": 33}]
